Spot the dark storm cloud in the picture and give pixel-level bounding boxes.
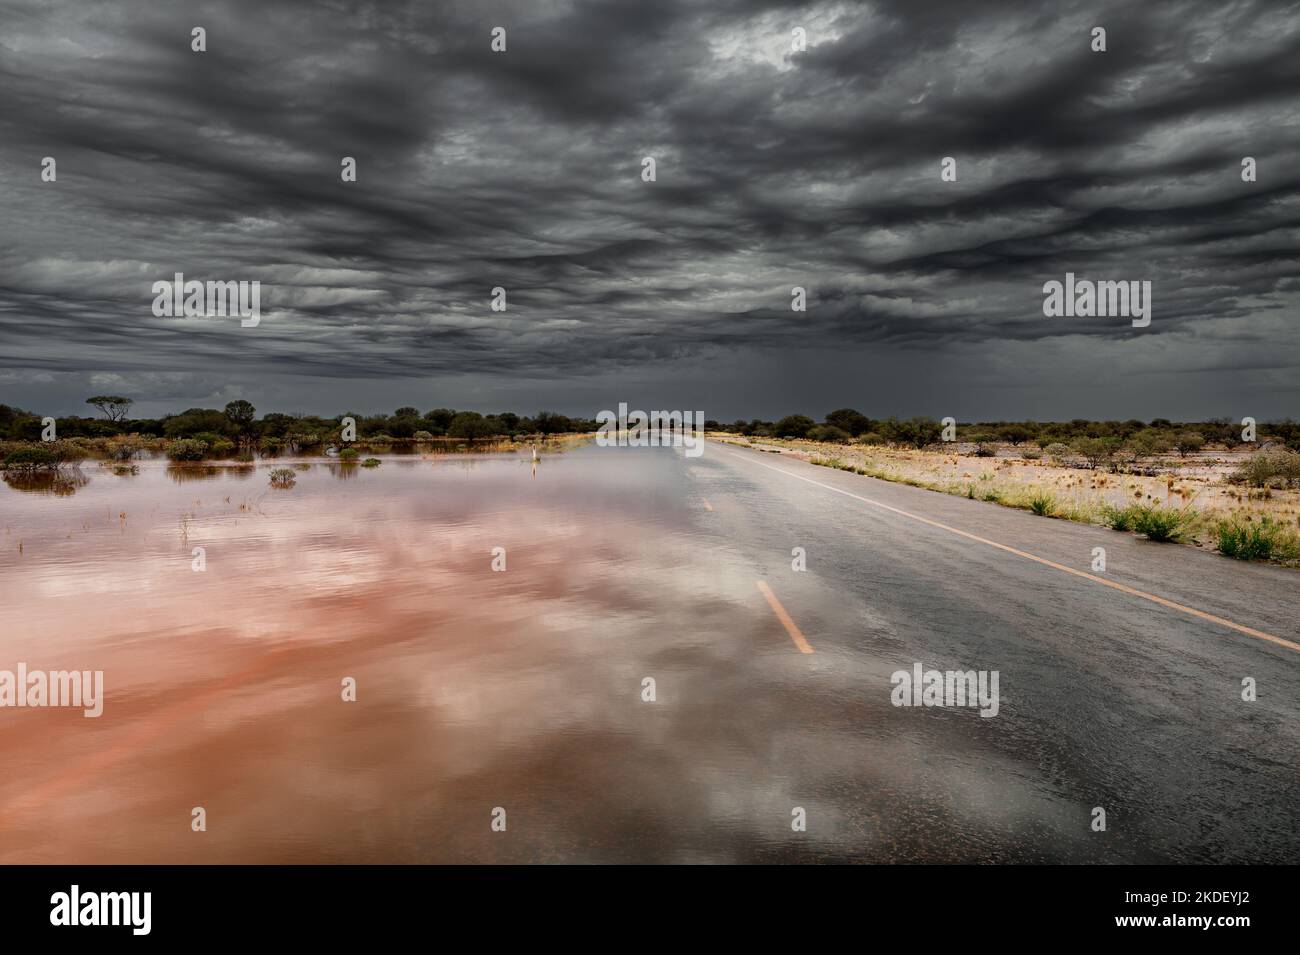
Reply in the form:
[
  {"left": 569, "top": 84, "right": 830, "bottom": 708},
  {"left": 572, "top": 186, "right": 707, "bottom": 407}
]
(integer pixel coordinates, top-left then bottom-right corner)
[{"left": 1, "top": 0, "right": 1298, "bottom": 417}]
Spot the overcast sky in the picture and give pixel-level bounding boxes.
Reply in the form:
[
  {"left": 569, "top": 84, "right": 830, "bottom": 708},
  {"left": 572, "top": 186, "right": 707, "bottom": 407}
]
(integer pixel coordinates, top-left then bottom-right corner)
[{"left": 1, "top": 0, "right": 1298, "bottom": 422}]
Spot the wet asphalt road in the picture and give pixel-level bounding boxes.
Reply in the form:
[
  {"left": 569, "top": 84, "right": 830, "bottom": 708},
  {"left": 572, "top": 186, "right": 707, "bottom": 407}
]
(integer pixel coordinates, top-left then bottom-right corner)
[{"left": 673, "top": 442, "right": 1300, "bottom": 863}]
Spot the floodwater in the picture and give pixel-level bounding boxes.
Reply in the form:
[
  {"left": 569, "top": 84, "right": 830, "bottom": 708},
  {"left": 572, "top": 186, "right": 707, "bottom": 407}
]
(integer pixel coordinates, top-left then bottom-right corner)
[
  {"left": 3, "top": 443, "right": 1294, "bottom": 864},
  {"left": 0, "top": 444, "right": 837, "bottom": 863}
]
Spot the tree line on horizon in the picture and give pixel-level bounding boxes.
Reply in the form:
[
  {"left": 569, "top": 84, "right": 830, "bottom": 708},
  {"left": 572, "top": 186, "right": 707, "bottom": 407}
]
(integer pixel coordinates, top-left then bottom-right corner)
[
  {"left": 723, "top": 409, "right": 1300, "bottom": 452},
  {"left": 0, "top": 397, "right": 600, "bottom": 448},
  {"left": 0, "top": 399, "right": 1296, "bottom": 453}
]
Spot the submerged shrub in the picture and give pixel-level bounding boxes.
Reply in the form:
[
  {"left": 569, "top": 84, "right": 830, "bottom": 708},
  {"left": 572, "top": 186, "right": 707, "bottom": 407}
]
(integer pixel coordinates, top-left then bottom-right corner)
[
  {"left": 3, "top": 446, "right": 60, "bottom": 471},
  {"left": 268, "top": 467, "right": 297, "bottom": 488},
  {"left": 1231, "top": 448, "right": 1300, "bottom": 489},
  {"left": 166, "top": 438, "right": 209, "bottom": 462},
  {"left": 361, "top": 457, "right": 381, "bottom": 468}
]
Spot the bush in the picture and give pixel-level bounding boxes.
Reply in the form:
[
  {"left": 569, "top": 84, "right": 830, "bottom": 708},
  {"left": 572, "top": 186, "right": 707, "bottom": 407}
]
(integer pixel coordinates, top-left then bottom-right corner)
[
  {"left": 1020, "top": 448, "right": 1042, "bottom": 460},
  {"left": 268, "top": 468, "right": 297, "bottom": 488},
  {"left": 1216, "top": 517, "right": 1288, "bottom": 561},
  {"left": 774, "top": 415, "right": 815, "bottom": 439},
  {"left": 107, "top": 435, "right": 145, "bottom": 462},
  {"left": 856, "top": 432, "right": 886, "bottom": 445},
  {"left": 1071, "top": 437, "right": 1119, "bottom": 470},
  {"left": 361, "top": 458, "right": 381, "bottom": 468},
  {"left": 338, "top": 448, "right": 359, "bottom": 461},
  {"left": 1231, "top": 448, "right": 1300, "bottom": 489},
  {"left": 972, "top": 442, "right": 998, "bottom": 458},
  {"left": 412, "top": 430, "right": 435, "bottom": 441},
  {"left": 1130, "top": 504, "right": 1190, "bottom": 542},
  {"left": 1174, "top": 431, "right": 1205, "bottom": 457},
  {"left": 880, "top": 416, "right": 943, "bottom": 448},
  {"left": 166, "top": 438, "right": 209, "bottom": 461},
  {"left": 1100, "top": 504, "right": 1136, "bottom": 531},
  {"left": 1028, "top": 493, "right": 1056, "bottom": 516},
  {"left": 3, "top": 446, "right": 60, "bottom": 471},
  {"left": 806, "top": 424, "right": 850, "bottom": 443},
  {"left": 1044, "top": 443, "right": 1072, "bottom": 465}
]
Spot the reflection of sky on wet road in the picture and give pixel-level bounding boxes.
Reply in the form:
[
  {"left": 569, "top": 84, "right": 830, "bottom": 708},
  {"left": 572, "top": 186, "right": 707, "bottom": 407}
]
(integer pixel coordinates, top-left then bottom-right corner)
[{"left": 1, "top": 445, "right": 1295, "bottom": 862}]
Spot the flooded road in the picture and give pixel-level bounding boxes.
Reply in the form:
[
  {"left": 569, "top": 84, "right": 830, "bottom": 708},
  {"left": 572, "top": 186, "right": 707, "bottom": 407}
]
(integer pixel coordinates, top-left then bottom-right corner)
[{"left": 1, "top": 442, "right": 1297, "bottom": 863}]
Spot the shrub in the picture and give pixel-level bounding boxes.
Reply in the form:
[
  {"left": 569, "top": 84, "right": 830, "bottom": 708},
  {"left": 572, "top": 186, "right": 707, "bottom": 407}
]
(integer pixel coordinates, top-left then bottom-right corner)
[
  {"left": 1029, "top": 493, "right": 1056, "bottom": 516},
  {"left": 1020, "top": 448, "right": 1042, "bottom": 460},
  {"left": 774, "top": 415, "right": 815, "bottom": 439},
  {"left": 338, "top": 448, "right": 359, "bottom": 461},
  {"left": 412, "top": 430, "right": 435, "bottom": 441},
  {"left": 1231, "top": 448, "right": 1300, "bottom": 489},
  {"left": 972, "top": 442, "right": 998, "bottom": 458},
  {"left": 1100, "top": 504, "right": 1136, "bottom": 531},
  {"left": 107, "top": 435, "right": 145, "bottom": 462},
  {"left": 1130, "top": 504, "right": 1190, "bottom": 542},
  {"left": 856, "top": 432, "right": 886, "bottom": 445},
  {"left": 1044, "top": 442, "right": 1072, "bottom": 465},
  {"left": 268, "top": 467, "right": 297, "bottom": 488},
  {"left": 166, "top": 438, "right": 209, "bottom": 461},
  {"left": 361, "top": 457, "right": 381, "bottom": 468},
  {"left": 1216, "top": 517, "right": 1287, "bottom": 561},
  {"left": 1174, "top": 431, "right": 1205, "bottom": 457},
  {"left": 806, "top": 424, "right": 850, "bottom": 443},
  {"left": 3, "top": 446, "right": 60, "bottom": 471},
  {"left": 1071, "top": 437, "right": 1119, "bottom": 470}
]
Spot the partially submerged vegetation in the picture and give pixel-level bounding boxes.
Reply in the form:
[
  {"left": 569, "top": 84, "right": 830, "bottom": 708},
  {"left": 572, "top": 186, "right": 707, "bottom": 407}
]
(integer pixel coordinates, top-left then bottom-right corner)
[{"left": 0, "top": 398, "right": 597, "bottom": 470}]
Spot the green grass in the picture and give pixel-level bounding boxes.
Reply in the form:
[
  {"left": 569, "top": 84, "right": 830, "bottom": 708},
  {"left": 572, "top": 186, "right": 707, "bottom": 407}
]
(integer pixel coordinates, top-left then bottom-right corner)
[
  {"left": 1100, "top": 503, "right": 1136, "bottom": 531},
  {"left": 1130, "top": 504, "right": 1191, "bottom": 542},
  {"left": 1028, "top": 493, "right": 1056, "bottom": 516},
  {"left": 1215, "top": 517, "right": 1299, "bottom": 562}
]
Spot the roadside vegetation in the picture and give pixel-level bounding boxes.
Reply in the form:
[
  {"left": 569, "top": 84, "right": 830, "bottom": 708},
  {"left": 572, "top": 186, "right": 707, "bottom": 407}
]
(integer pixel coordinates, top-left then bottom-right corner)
[{"left": 717, "top": 410, "right": 1300, "bottom": 568}]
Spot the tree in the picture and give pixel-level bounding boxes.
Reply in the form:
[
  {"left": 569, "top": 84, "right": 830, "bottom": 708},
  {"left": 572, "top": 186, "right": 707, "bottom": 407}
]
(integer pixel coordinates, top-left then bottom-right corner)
[
  {"left": 447, "top": 411, "right": 498, "bottom": 439},
  {"left": 423, "top": 408, "right": 456, "bottom": 431},
  {"left": 1174, "top": 431, "right": 1205, "bottom": 457},
  {"left": 774, "top": 415, "right": 815, "bottom": 438},
  {"left": 394, "top": 407, "right": 420, "bottom": 419},
  {"left": 999, "top": 424, "right": 1034, "bottom": 446},
  {"left": 534, "top": 411, "right": 572, "bottom": 434},
  {"left": 881, "top": 416, "right": 942, "bottom": 448},
  {"left": 1129, "top": 428, "right": 1172, "bottom": 458},
  {"left": 86, "top": 396, "right": 133, "bottom": 422},
  {"left": 1071, "top": 437, "right": 1120, "bottom": 470},
  {"left": 224, "top": 400, "right": 256, "bottom": 431},
  {"left": 824, "top": 408, "right": 872, "bottom": 436},
  {"left": 163, "top": 408, "right": 230, "bottom": 439}
]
